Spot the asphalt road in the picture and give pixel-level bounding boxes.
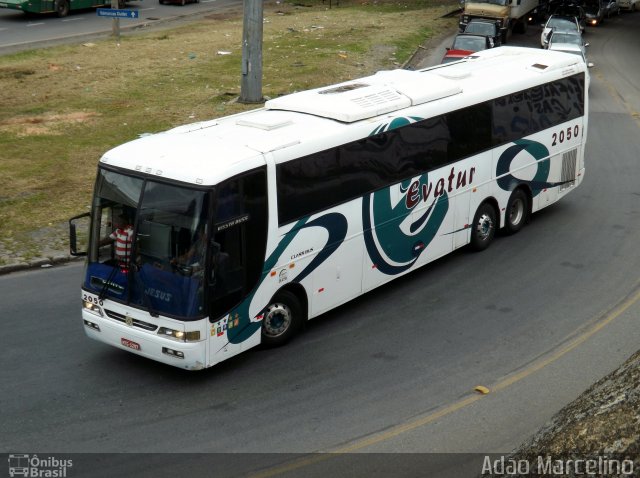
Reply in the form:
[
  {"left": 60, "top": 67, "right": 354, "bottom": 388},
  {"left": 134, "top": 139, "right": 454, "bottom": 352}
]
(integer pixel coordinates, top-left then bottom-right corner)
[
  {"left": 0, "top": 0, "right": 241, "bottom": 53},
  {"left": 1, "top": 12, "right": 640, "bottom": 478}
]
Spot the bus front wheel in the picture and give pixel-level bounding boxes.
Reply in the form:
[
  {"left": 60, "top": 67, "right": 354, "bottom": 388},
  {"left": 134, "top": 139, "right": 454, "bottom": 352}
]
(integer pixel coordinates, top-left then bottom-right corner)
[
  {"left": 261, "top": 290, "right": 304, "bottom": 347},
  {"left": 54, "top": 0, "right": 69, "bottom": 17},
  {"left": 505, "top": 188, "right": 529, "bottom": 234},
  {"left": 470, "top": 202, "right": 497, "bottom": 251}
]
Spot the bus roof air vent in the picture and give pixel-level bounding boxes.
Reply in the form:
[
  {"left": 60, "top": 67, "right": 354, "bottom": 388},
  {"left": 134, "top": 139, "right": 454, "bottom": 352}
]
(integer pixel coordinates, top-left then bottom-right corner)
[
  {"left": 265, "top": 69, "right": 461, "bottom": 123},
  {"left": 266, "top": 82, "right": 411, "bottom": 123},
  {"left": 319, "top": 83, "right": 369, "bottom": 94}
]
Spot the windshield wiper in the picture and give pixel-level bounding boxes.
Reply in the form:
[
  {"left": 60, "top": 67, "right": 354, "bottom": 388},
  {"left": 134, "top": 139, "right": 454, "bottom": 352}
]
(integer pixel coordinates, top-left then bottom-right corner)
[{"left": 98, "top": 265, "right": 119, "bottom": 301}]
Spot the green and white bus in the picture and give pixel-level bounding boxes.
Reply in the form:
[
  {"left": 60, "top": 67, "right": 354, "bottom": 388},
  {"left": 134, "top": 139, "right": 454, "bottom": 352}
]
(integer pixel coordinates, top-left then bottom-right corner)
[
  {"left": 70, "top": 46, "right": 589, "bottom": 370},
  {"left": 1, "top": 0, "right": 128, "bottom": 17}
]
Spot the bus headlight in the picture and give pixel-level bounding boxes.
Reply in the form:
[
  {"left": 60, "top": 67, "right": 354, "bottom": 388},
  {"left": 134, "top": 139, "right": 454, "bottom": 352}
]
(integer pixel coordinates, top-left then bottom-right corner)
[
  {"left": 83, "top": 300, "right": 103, "bottom": 317},
  {"left": 158, "top": 327, "right": 201, "bottom": 342}
]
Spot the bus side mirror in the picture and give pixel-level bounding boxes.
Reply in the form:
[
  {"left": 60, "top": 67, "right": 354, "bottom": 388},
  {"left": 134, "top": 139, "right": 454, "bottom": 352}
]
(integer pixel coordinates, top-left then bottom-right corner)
[{"left": 69, "top": 212, "right": 91, "bottom": 257}]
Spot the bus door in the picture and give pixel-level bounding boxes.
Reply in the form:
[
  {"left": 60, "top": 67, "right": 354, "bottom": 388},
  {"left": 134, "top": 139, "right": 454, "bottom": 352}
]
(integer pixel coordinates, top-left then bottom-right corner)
[{"left": 208, "top": 168, "right": 268, "bottom": 358}]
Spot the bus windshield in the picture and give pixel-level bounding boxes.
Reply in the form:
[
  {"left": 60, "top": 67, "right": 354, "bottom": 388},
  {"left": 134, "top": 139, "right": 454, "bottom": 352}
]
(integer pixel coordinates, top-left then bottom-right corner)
[{"left": 85, "top": 169, "right": 211, "bottom": 319}]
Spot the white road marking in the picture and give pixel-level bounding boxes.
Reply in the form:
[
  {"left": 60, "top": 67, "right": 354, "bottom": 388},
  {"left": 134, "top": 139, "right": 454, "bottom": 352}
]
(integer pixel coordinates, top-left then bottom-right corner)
[
  {"left": 62, "top": 17, "right": 85, "bottom": 21},
  {"left": 138, "top": 7, "right": 156, "bottom": 10},
  {"left": 27, "top": 22, "right": 45, "bottom": 27}
]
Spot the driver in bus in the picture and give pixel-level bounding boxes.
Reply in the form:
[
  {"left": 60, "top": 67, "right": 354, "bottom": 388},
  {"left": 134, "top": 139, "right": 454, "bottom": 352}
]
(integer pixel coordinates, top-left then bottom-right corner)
[{"left": 171, "top": 226, "right": 207, "bottom": 274}]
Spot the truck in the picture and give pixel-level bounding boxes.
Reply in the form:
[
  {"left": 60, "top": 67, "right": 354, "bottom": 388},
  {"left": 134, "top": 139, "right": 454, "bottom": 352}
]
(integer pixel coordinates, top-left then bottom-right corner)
[{"left": 459, "top": 0, "right": 543, "bottom": 43}]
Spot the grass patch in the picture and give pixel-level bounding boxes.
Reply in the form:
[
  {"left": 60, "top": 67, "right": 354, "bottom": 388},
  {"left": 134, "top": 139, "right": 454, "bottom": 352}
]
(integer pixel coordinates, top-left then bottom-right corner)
[{"left": 0, "top": 0, "right": 457, "bottom": 256}]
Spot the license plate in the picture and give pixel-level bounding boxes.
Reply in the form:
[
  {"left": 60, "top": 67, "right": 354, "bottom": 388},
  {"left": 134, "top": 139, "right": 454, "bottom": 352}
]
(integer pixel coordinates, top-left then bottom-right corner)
[{"left": 121, "top": 338, "right": 141, "bottom": 351}]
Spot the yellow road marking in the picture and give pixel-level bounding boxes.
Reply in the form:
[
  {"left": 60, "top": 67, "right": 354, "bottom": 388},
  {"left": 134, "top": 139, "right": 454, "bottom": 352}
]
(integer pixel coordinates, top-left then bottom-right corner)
[{"left": 251, "top": 283, "right": 640, "bottom": 478}]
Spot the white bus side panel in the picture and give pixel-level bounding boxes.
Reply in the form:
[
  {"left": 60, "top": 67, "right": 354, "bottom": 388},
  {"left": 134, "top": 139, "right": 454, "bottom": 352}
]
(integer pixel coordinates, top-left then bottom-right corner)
[{"left": 309, "top": 201, "right": 365, "bottom": 317}]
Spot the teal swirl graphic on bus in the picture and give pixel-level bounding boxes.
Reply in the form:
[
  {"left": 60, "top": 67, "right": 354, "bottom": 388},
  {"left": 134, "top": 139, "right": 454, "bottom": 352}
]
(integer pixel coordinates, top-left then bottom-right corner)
[
  {"left": 370, "top": 115, "right": 423, "bottom": 136},
  {"left": 363, "top": 176, "right": 449, "bottom": 276},
  {"left": 226, "top": 213, "right": 347, "bottom": 344},
  {"left": 496, "top": 139, "right": 562, "bottom": 196}
]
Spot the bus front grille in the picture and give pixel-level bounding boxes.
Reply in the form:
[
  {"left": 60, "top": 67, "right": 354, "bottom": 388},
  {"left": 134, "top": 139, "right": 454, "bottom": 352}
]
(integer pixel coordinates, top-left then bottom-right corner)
[{"left": 104, "top": 309, "right": 158, "bottom": 331}]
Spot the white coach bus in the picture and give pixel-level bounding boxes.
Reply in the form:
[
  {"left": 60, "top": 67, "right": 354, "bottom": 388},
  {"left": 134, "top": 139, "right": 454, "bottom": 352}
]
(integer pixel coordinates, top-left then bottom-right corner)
[{"left": 70, "top": 46, "right": 588, "bottom": 370}]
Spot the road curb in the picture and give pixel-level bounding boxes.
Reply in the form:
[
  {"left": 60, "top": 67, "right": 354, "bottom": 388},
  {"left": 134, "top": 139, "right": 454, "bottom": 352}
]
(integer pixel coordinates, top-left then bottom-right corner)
[{"left": 0, "top": 254, "right": 82, "bottom": 276}]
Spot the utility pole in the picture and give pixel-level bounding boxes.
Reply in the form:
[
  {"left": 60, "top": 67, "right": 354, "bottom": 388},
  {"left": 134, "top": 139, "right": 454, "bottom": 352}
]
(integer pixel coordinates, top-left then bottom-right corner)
[
  {"left": 111, "top": 0, "right": 120, "bottom": 42},
  {"left": 239, "top": 0, "right": 263, "bottom": 103}
]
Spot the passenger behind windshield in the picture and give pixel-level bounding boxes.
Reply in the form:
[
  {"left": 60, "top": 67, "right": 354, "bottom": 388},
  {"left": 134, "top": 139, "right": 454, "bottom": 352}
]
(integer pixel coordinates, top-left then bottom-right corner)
[{"left": 100, "top": 211, "right": 134, "bottom": 272}]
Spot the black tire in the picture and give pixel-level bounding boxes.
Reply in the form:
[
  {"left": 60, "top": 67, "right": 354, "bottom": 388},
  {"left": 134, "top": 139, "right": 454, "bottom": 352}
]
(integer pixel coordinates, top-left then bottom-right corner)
[
  {"left": 54, "top": 0, "right": 69, "bottom": 17},
  {"left": 261, "top": 290, "right": 304, "bottom": 347},
  {"left": 504, "top": 188, "right": 529, "bottom": 235},
  {"left": 470, "top": 202, "right": 497, "bottom": 251}
]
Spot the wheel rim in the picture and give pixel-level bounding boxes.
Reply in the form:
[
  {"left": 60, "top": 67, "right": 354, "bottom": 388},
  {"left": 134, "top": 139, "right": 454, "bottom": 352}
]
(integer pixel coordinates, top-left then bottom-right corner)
[
  {"left": 263, "top": 302, "right": 292, "bottom": 338},
  {"left": 509, "top": 197, "right": 525, "bottom": 226},
  {"left": 476, "top": 213, "right": 494, "bottom": 241}
]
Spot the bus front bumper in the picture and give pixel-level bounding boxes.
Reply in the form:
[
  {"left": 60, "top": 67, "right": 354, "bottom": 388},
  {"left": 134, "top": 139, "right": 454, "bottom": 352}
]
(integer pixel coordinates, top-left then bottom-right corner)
[{"left": 82, "top": 310, "right": 208, "bottom": 370}]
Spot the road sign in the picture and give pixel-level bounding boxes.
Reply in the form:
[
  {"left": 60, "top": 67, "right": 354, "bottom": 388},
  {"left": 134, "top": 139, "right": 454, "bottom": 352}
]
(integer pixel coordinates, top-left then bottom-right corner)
[{"left": 96, "top": 8, "right": 139, "bottom": 18}]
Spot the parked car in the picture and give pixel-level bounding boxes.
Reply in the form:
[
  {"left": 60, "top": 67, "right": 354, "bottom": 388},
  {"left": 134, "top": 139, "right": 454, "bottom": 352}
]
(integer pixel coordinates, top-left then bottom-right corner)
[
  {"left": 548, "top": 31, "right": 589, "bottom": 54},
  {"left": 463, "top": 19, "right": 502, "bottom": 47},
  {"left": 441, "top": 34, "right": 496, "bottom": 63},
  {"left": 604, "top": 0, "right": 621, "bottom": 16},
  {"left": 618, "top": 0, "right": 637, "bottom": 11},
  {"left": 584, "top": 0, "right": 606, "bottom": 25},
  {"left": 541, "top": 15, "right": 582, "bottom": 48}
]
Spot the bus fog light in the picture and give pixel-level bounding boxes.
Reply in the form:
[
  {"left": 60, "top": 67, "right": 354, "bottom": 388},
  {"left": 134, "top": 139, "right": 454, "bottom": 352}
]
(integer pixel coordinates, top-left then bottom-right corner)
[
  {"left": 163, "top": 347, "right": 185, "bottom": 358},
  {"left": 83, "top": 300, "right": 103, "bottom": 317},
  {"left": 84, "top": 319, "right": 101, "bottom": 331},
  {"left": 158, "top": 327, "right": 200, "bottom": 342}
]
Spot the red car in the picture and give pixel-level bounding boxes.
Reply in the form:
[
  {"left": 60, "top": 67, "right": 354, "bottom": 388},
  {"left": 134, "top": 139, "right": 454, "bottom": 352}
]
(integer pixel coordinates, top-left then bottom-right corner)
[{"left": 441, "top": 34, "right": 496, "bottom": 64}]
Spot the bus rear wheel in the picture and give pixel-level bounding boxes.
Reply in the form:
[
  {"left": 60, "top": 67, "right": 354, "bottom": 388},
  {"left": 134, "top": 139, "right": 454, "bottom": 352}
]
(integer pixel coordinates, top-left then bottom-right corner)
[
  {"left": 505, "top": 188, "right": 529, "bottom": 234},
  {"left": 470, "top": 202, "right": 497, "bottom": 251},
  {"left": 261, "top": 290, "right": 303, "bottom": 347},
  {"left": 55, "top": 0, "right": 69, "bottom": 17}
]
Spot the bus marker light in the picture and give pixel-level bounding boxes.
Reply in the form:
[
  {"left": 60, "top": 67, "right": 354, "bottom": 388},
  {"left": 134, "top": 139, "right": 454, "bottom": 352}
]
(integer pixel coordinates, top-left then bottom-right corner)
[
  {"left": 84, "top": 320, "right": 101, "bottom": 331},
  {"left": 162, "top": 347, "right": 184, "bottom": 359},
  {"left": 289, "top": 263, "right": 295, "bottom": 269},
  {"left": 318, "top": 288, "right": 325, "bottom": 293},
  {"left": 472, "top": 188, "right": 477, "bottom": 192},
  {"left": 270, "top": 271, "right": 277, "bottom": 277}
]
